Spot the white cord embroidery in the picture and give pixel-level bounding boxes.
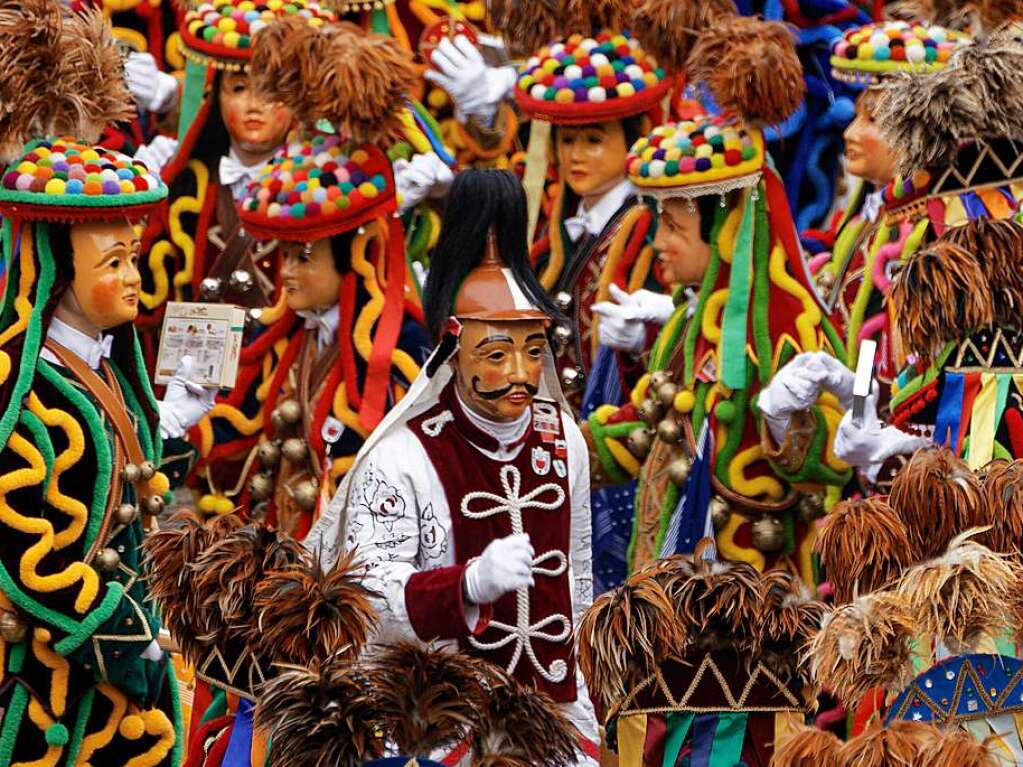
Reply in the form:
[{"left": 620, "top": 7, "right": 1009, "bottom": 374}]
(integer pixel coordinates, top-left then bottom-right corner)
[
  {"left": 421, "top": 410, "right": 454, "bottom": 437},
  {"left": 462, "top": 465, "right": 570, "bottom": 683}
]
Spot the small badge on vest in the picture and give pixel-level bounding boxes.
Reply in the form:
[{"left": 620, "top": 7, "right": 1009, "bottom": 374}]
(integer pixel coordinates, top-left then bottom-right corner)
[
  {"left": 553, "top": 458, "right": 567, "bottom": 478},
  {"left": 554, "top": 438, "right": 568, "bottom": 459},
  {"left": 533, "top": 401, "right": 561, "bottom": 435},
  {"left": 531, "top": 446, "right": 551, "bottom": 476},
  {"left": 322, "top": 416, "right": 345, "bottom": 444}
]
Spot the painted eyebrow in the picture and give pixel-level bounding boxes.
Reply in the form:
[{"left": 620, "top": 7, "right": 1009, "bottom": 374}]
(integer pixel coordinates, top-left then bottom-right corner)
[
  {"left": 476, "top": 335, "right": 514, "bottom": 348},
  {"left": 525, "top": 333, "right": 546, "bottom": 342},
  {"left": 100, "top": 240, "right": 139, "bottom": 258}
]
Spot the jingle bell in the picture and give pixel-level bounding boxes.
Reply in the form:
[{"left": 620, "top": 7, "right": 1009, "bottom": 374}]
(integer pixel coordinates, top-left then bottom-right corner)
[
  {"left": 638, "top": 399, "right": 664, "bottom": 425},
  {"left": 140, "top": 494, "right": 165, "bottom": 516},
  {"left": 281, "top": 437, "right": 308, "bottom": 464},
  {"left": 245, "top": 307, "right": 263, "bottom": 330},
  {"left": 199, "top": 277, "right": 223, "bottom": 301},
  {"left": 627, "top": 427, "right": 653, "bottom": 458},
  {"left": 96, "top": 548, "right": 121, "bottom": 572},
  {"left": 656, "top": 382, "right": 679, "bottom": 408},
  {"left": 277, "top": 399, "right": 302, "bottom": 426},
  {"left": 0, "top": 611, "right": 28, "bottom": 644},
  {"left": 554, "top": 291, "right": 573, "bottom": 312},
  {"left": 114, "top": 503, "right": 138, "bottom": 526},
  {"left": 649, "top": 370, "right": 672, "bottom": 391},
  {"left": 657, "top": 418, "right": 683, "bottom": 444},
  {"left": 249, "top": 473, "right": 273, "bottom": 502},
  {"left": 139, "top": 461, "right": 156, "bottom": 481},
  {"left": 797, "top": 494, "right": 825, "bottom": 523},
  {"left": 668, "top": 456, "right": 692, "bottom": 486},
  {"left": 257, "top": 441, "right": 282, "bottom": 470},
  {"left": 710, "top": 497, "right": 731, "bottom": 531},
  {"left": 228, "top": 269, "right": 254, "bottom": 293},
  {"left": 560, "top": 367, "right": 584, "bottom": 391},
  {"left": 292, "top": 481, "right": 318, "bottom": 511},
  {"left": 552, "top": 325, "right": 573, "bottom": 346},
  {"left": 121, "top": 463, "right": 140, "bottom": 484},
  {"left": 752, "top": 516, "right": 785, "bottom": 553}
]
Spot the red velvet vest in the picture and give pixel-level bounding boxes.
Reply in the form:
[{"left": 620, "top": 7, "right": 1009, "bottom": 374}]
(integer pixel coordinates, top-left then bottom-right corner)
[{"left": 408, "top": 382, "right": 577, "bottom": 701}]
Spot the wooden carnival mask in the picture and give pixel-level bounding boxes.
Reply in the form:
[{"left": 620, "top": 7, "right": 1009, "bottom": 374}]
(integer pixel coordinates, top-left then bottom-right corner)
[
  {"left": 653, "top": 196, "right": 712, "bottom": 286},
  {"left": 280, "top": 238, "right": 343, "bottom": 313},
  {"left": 555, "top": 120, "right": 629, "bottom": 199},
  {"left": 454, "top": 320, "right": 548, "bottom": 422},
  {"left": 844, "top": 91, "right": 897, "bottom": 186},
  {"left": 65, "top": 220, "right": 142, "bottom": 332},
  {"left": 218, "top": 71, "right": 296, "bottom": 164}
]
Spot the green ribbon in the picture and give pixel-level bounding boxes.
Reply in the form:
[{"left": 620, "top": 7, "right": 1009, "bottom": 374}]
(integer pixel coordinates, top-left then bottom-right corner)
[
  {"left": 178, "top": 59, "right": 209, "bottom": 144},
  {"left": 709, "top": 712, "right": 748, "bottom": 767},
  {"left": 661, "top": 712, "right": 696, "bottom": 767},
  {"left": 721, "top": 190, "right": 757, "bottom": 391}
]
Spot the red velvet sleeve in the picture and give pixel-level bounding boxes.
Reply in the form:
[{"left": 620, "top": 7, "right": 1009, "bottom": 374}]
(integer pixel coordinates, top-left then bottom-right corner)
[{"left": 404, "top": 564, "right": 492, "bottom": 641}]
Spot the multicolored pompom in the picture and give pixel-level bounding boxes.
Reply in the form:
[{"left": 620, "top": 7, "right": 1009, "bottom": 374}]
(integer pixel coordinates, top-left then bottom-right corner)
[
  {"left": 181, "top": 0, "right": 335, "bottom": 67},
  {"left": 237, "top": 132, "right": 395, "bottom": 242},
  {"left": 626, "top": 115, "right": 765, "bottom": 196},
  {"left": 514, "top": 31, "right": 670, "bottom": 124},
  {"left": 0, "top": 139, "right": 167, "bottom": 219},
  {"left": 830, "top": 21, "right": 971, "bottom": 86}
]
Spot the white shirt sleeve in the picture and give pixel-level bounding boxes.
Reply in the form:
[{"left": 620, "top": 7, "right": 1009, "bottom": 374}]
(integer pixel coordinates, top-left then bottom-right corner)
[{"left": 563, "top": 413, "right": 594, "bottom": 621}]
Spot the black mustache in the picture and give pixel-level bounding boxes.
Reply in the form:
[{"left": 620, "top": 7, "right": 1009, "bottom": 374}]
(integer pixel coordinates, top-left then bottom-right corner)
[{"left": 471, "top": 377, "right": 539, "bottom": 400}]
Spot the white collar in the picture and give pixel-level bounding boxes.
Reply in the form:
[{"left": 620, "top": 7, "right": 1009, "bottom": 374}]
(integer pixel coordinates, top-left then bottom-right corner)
[
  {"left": 564, "top": 177, "right": 636, "bottom": 242},
  {"left": 861, "top": 188, "right": 884, "bottom": 223},
  {"left": 454, "top": 385, "right": 531, "bottom": 457},
  {"left": 41, "top": 316, "right": 113, "bottom": 370},
  {"left": 296, "top": 304, "right": 340, "bottom": 353},
  {"left": 219, "top": 147, "right": 268, "bottom": 201}
]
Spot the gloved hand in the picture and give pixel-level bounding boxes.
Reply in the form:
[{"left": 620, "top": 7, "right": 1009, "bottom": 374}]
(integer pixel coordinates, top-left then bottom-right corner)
[
  {"left": 592, "top": 284, "right": 674, "bottom": 355},
  {"left": 140, "top": 639, "right": 163, "bottom": 662},
  {"left": 834, "top": 390, "right": 930, "bottom": 483},
  {"left": 125, "top": 52, "right": 180, "bottom": 113},
  {"left": 394, "top": 152, "right": 454, "bottom": 215},
  {"left": 158, "top": 355, "right": 216, "bottom": 439},
  {"left": 424, "top": 35, "right": 517, "bottom": 127},
  {"left": 463, "top": 533, "right": 534, "bottom": 605},
  {"left": 758, "top": 351, "right": 856, "bottom": 443},
  {"left": 134, "top": 135, "right": 179, "bottom": 177}
]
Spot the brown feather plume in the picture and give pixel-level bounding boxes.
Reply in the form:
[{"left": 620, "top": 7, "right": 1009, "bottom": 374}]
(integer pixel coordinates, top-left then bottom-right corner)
[
  {"left": 978, "top": 458, "right": 1023, "bottom": 555},
  {"left": 632, "top": 0, "right": 737, "bottom": 74},
  {"left": 563, "top": 0, "right": 630, "bottom": 36},
  {"left": 576, "top": 564, "right": 686, "bottom": 713},
  {"left": 889, "top": 240, "right": 994, "bottom": 358},
  {"left": 251, "top": 20, "right": 417, "bottom": 143},
  {"left": 837, "top": 721, "right": 938, "bottom": 767},
  {"left": 486, "top": 0, "right": 563, "bottom": 58},
  {"left": 815, "top": 497, "right": 915, "bottom": 603},
  {"left": 888, "top": 447, "right": 986, "bottom": 559},
  {"left": 362, "top": 643, "right": 487, "bottom": 756},
  {"left": 808, "top": 592, "right": 916, "bottom": 705},
  {"left": 977, "top": 0, "right": 1023, "bottom": 33},
  {"left": 687, "top": 16, "right": 805, "bottom": 126},
  {"left": 670, "top": 556, "right": 765, "bottom": 654},
  {"left": 471, "top": 659, "right": 579, "bottom": 767},
  {"left": 769, "top": 725, "right": 841, "bottom": 767},
  {"left": 917, "top": 729, "right": 1003, "bottom": 767},
  {"left": 757, "top": 570, "right": 825, "bottom": 684},
  {"left": 874, "top": 37, "right": 1023, "bottom": 176},
  {"left": 255, "top": 659, "right": 379, "bottom": 767},
  {"left": 251, "top": 549, "right": 377, "bottom": 667},
  {"left": 895, "top": 528, "right": 1023, "bottom": 654},
  {"left": 941, "top": 217, "right": 1023, "bottom": 326}
]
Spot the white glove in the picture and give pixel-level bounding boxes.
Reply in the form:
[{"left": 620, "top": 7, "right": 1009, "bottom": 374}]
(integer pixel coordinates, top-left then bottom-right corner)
[
  {"left": 134, "top": 136, "right": 179, "bottom": 177},
  {"left": 125, "top": 52, "right": 180, "bottom": 113},
  {"left": 592, "top": 284, "right": 674, "bottom": 355},
  {"left": 394, "top": 152, "right": 454, "bottom": 215},
  {"left": 424, "top": 35, "right": 517, "bottom": 127},
  {"left": 758, "top": 351, "right": 856, "bottom": 443},
  {"left": 464, "top": 533, "right": 535, "bottom": 605},
  {"left": 140, "top": 639, "right": 163, "bottom": 662},
  {"left": 158, "top": 355, "right": 216, "bottom": 439},
  {"left": 834, "top": 390, "right": 930, "bottom": 483}
]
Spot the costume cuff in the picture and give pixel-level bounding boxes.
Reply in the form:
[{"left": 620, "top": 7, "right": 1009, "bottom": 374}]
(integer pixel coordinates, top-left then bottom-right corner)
[{"left": 405, "top": 564, "right": 492, "bottom": 641}]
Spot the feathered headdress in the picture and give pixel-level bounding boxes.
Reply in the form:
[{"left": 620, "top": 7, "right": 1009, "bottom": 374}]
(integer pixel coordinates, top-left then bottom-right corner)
[
  {"left": 632, "top": 0, "right": 737, "bottom": 75},
  {"left": 917, "top": 729, "right": 1004, "bottom": 767},
  {"left": 769, "top": 725, "right": 842, "bottom": 767},
  {"left": 979, "top": 458, "right": 1023, "bottom": 555},
  {"left": 940, "top": 216, "right": 1023, "bottom": 327},
  {"left": 836, "top": 721, "right": 937, "bottom": 767}
]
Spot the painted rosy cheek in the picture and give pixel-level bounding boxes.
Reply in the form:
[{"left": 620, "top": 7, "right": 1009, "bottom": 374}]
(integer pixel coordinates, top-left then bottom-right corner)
[{"left": 90, "top": 277, "right": 122, "bottom": 315}]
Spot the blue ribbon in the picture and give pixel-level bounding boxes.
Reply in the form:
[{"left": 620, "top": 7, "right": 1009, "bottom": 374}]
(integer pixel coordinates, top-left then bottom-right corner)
[
  {"left": 690, "top": 713, "right": 720, "bottom": 767},
  {"left": 933, "top": 372, "right": 965, "bottom": 452},
  {"left": 223, "top": 699, "right": 254, "bottom": 767}
]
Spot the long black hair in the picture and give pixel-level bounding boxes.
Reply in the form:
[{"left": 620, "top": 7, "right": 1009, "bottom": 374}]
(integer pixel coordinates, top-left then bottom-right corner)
[{"left": 424, "top": 169, "right": 565, "bottom": 341}]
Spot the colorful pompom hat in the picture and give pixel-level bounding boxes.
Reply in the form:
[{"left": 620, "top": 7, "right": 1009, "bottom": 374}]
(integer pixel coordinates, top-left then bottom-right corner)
[
  {"left": 514, "top": 31, "right": 671, "bottom": 125},
  {"left": 830, "top": 20, "right": 971, "bottom": 88},
  {"left": 237, "top": 133, "right": 396, "bottom": 242}
]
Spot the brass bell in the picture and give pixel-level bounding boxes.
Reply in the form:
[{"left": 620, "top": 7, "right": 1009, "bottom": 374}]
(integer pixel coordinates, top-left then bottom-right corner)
[
  {"left": 257, "top": 441, "right": 282, "bottom": 470},
  {"left": 121, "top": 463, "right": 141, "bottom": 484},
  {"left": 560, "top": 367, "right": 584, "bottom": 391},
  {"left": 710, "top": 497, "right": 730, "bottom": 531},
  {"left": 0, "top": 611, "right": 28, "bottom": 644},
  {"left": 140, "top": 494, "right": 165, "bottom": 516},
  {"left": 270, "top": 409, "right": 287, "bottom": 433},
  {"left": 96, "top": 548, "right": 121, "bottom": 572},
  {"left": 657, "top": 418, "right": 683, "bottom": 444},
  {"left": 228, "top": 269, "right": 254, "bottom": 293},
  {"left": 649, "top": 370, "right": 672, "bottom": 391},
  {"left": 554, "top": 291, "right": 573, "bottom": 312},
  {"left": 277, "top": 399, "right": 302, "bottom": 426},
  {"left": 656, "top": 382, "right": 679, "bottom": 408},
  {"left": 292, "top": 481, "right": 318, "bottom": 511},
  {"left": 627, "top": 427, "right": 654, "bottom": 459},
  {"left": 114, "top": 503, "right": 138, "bottom": 526},
  {"left": 281, "top": 437, "right": 308, "bottom": 464},
  {"left": 638, "top": 398, "right": 664, "bottom": 425},
  {"left": 797, "top": 494, "right": 825, "bottom": 523},
  {"left": 752, "top": 515, "right": 785, "bottom": 553},
  {"left": 249, "top": 473, "right": 273, "bottom": 502},
  {"left": 552, "top": 325, "right": 573, "bottom": 347},
  {"left": 668, "top": 456, "right": 693, "bottom": 486},
  {"left": 139, "top": 461, "right": 156, "bottom": 481},
  {"left": 245, "top": 307, "right": 264, "bottom": 331},
  {"left": 199, "top": 277, "right": 223, "bottom": 301}
]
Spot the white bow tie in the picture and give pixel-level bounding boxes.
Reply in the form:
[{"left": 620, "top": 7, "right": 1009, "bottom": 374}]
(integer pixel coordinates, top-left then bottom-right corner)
[
  {"left": 862, "top": 191, "right": 883, "bottom": 224},
  {"left": 219, "top": 154, "right": 263, "bottom": 197},
  {"left": 297, "top": 309, "right": 337, "bottom": 351},
  {"left": 87, "top": 335, "right": 114, "bottom": 370},
  {"left": 564, "top": 210, "right": 600, "bottom": 242}
]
